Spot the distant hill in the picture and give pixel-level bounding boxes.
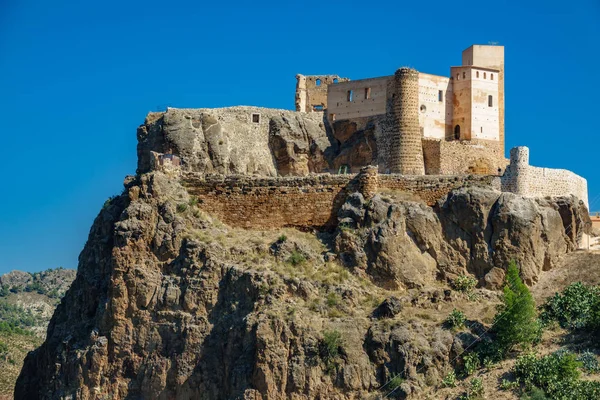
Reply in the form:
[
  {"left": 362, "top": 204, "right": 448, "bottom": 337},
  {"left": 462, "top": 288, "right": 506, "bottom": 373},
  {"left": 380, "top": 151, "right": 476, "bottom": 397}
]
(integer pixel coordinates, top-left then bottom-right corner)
[{"left": 0, "top": 268, "right": 76, "bottom": 398}]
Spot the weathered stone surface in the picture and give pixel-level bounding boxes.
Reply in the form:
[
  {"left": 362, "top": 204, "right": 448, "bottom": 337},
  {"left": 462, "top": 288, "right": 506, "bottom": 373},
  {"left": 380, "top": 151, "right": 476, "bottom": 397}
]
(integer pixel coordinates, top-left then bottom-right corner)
[
  {"left": 372, "top": 297, "right": 403, "bottom": 319},
  {"left": 137, "top": 107, "right": 332, "bottom": 177}
]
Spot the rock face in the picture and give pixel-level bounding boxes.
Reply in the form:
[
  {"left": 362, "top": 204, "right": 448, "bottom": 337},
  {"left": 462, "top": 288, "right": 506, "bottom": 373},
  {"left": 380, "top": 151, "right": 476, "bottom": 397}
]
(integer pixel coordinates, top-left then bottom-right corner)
[
  {"left": 137, "top": 107, "right": 335, "bottom": 177},
  {"left": 335, "top": 186, "right": 588, "bottom": 288},
  {"left": 15, "top": 174, "right": 588, "bottom": 399}
]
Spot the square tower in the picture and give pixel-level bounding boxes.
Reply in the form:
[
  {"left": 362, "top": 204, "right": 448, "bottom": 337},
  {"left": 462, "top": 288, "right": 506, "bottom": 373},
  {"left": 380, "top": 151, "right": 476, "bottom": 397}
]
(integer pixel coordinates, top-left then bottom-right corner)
[{"left": 461, "top": 45, "right": 505, "bottom": 152}]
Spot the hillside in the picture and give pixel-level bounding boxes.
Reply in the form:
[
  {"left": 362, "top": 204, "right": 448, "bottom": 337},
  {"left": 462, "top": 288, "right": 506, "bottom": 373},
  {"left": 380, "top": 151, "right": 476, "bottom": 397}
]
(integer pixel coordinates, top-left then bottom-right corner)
[
  {"left": 13, "top": 168, "right": 595, "bottom": 399},
  {"left": 0, "top": 268, "right": 75, "bottom": 398}
]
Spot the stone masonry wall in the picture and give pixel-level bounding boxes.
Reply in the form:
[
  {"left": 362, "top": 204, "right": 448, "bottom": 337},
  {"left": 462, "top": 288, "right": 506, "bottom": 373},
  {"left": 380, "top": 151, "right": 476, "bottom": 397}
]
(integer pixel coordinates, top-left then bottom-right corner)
[
  {"left": 182, "top": 170, "right": 495, "bottom": 229},
  {"left": 423, "top": 138, "right": 507, "bottom": 175},
  {"left": 502, "top": 146, "right": 589, "bottom": 208}
]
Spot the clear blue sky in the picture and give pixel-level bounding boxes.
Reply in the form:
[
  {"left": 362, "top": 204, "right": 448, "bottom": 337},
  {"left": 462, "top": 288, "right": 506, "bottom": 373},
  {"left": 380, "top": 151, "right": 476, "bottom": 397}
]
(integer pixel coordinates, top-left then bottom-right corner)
[{"left": 0, "top": 0, "right": 598, "bottom": 274}]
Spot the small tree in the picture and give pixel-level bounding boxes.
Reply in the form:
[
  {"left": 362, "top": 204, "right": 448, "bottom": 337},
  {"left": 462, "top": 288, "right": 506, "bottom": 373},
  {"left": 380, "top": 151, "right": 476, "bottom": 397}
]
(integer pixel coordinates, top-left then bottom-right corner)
[{"left": 493, "top": 261, "right": 539, "bottom": 353}]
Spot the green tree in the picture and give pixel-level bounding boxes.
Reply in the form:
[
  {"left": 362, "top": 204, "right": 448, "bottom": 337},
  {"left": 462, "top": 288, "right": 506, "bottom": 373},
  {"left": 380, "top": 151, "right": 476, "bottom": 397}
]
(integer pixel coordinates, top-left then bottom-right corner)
[{"left": 493, "top": 261, "right": 539, "bottom": 352}]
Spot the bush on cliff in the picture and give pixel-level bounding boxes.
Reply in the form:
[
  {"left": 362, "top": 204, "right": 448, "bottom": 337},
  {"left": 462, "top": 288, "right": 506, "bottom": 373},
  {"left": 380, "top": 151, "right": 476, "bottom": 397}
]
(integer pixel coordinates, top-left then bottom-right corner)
[
  {"left": 540, "top": 282, "right": 600, "bottom": 331},
  {"left": 493, "top": 261, "right": 539, "bottom": 353}
]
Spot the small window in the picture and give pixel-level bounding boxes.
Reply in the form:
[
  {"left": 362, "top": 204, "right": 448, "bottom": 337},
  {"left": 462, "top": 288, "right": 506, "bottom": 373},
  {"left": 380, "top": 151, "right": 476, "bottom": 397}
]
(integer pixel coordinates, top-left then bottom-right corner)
[
  {"left": 476, "top": 71, "right": 479, "bottom": 78},
  {"left": 420, "top": 104, "right": 427, "bottom": 113},
  {"left": 484, "top": 72, "right": 487, "bottom": 79},
  {"left": 491, "top": 73, "right": 494, "bottom": 80},
  {"left": 314, "top": 105, "right": 324, "bottom": 111},
  {"left": 456, "top": 73, "right": 459, "bottom": 80},
  {"left": 462, "top": 72, "right": 466, "bottom": 79},
  {"left": 454, "top": 125, "right": 461, "bottom": 140},
  {"left": 347, "top": 90, "right": 354, "bottom": 101},
  {"left": 252, "top": 114, "right": 260, "bottom": 123},
  {"left": 330, "top": 113, "right": 336, "bottom": 121},
  {"left": 488, "top": 95, "right": 493, "bottom": 107},
  {"left": 365, "top": 87, "right": 371, "bottom": 99},
  {"left": 480, "top": 127, "right": 483, "bottom": 133},
  {"left": 333, "top": 78, "right": 339, "bottom": 83},
  {"left": 438, "top": 90, "right": 443, "bottom": 102},
  {"left": 316, "top": 79, "right": 321, "bottom": 86}
]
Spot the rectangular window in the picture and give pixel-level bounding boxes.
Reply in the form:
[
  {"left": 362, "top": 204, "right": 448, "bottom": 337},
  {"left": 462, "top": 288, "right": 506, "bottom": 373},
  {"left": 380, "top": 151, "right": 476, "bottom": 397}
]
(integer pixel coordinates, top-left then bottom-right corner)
[
  {"left": 462, "top": 71, "right": 466, "bottom": 79},
  {"left": 438, "top": 90, "right": 443, "bottom": 102},
  {"left": 488, "top": 95, "right": 493, "bottom": 107},
  {"left": 330, "top": 113, "right": 336, "bottom": 121},
  {"left": 347, "top": 90, "right": 354, "bottom": 102},
  {"left": 313, "top": 105, "right": 324, "bottom": 111},
  {"left": 252, "top": 113, "right": 260, "bottom": 123},
  {"left": 476, "top": 71, "right": 479, "bottom": 78},
  {"left": 480, "top": 127, "right": 483, "bottom": 133},
  {"left": 491, "top": 73, "right": 494, "bottom": 80},
  {"left": 364, "top": 87, "right": 371, "bottom": 99}
]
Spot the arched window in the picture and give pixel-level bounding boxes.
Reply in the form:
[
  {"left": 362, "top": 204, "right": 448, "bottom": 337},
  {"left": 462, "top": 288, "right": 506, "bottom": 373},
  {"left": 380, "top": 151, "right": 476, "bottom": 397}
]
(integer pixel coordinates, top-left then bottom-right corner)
[
  {"left": 316, "top": 79, "right": 321, "bottom": 86},
  {"left": 454, "top": 125, "right": 461, "bottom": 140},
  {"left": 333, "top": 78, "right": 339, "bottom": 83},
  {"left": 483, "top": 72, "right": 487, "bottom": 79},
  {"left": 476, "top": 71, "right": 479, "bottom": 78},
  {"left": 456, "top": 73, "right": 460, "bottom": 80},
  {"left": 491, "top": 73, "right": 494, "bottom": 80}
]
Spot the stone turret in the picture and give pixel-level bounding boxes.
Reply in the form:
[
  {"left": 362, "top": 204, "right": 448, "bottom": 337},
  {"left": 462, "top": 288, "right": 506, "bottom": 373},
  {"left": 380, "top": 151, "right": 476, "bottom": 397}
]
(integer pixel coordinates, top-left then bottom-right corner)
[
  {"left": 507, "top": 146, "right": 529, "bottom": 195},
  {"left": 390, "top": 68, "right": 424, "bottom": 175}
]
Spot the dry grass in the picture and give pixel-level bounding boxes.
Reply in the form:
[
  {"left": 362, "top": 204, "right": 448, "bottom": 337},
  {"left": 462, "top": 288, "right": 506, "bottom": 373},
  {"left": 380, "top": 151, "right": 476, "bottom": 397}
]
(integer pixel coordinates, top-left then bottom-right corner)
[{"left": 0, "top": 332, "right": 42, "bottom": 397}]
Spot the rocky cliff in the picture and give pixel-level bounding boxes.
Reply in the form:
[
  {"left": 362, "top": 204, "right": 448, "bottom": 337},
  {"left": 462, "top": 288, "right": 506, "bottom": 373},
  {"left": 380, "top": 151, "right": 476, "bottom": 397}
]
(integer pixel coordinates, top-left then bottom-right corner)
[{"left": 15, "top": 170, "right": 589, "bottom": 399}]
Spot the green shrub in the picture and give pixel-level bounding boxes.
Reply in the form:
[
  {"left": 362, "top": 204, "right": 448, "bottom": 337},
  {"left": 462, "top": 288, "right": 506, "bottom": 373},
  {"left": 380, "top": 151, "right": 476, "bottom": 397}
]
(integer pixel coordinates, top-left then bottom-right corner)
[
  {"left": 540, "top": 282, "right": 600, "bottom": 331},
  {"left": 462, "top": 352, "right": 481, "bottom": 377},
  {"left": 0, "top": 285, "right": 8, "bottom": 297},
  {"left": 287, "top": 250, "right": 306, "bottom": 266},
  {"left": 493, "top": 261, "right": 539, "bottom": 352},
  {"left": 453, "top": 274, "right": 478, "bottom": 293},
  {"left": 577, "top": 350, "right": 600, "bottom": 373},
  {"left": 176, "top": 203, "right": 188, "bottom": 213},
  {"left": 277, "top": 234, "right": 287, "bottom": 243},
  {"left": 0, "top": 301, "right": 39, "bottom": 335},
  {"left": 500, "top": 378, "right": 518, "bottom": 390},
  {"left": 102, "top": 195, "right": 117, "bottom": 209},
  {"left": 520, "top": 387, "right": 549, "bottom": 400},
  {"left": 468, "top": 378, "right": 484, "bottom": 398},
  {"left": 441, "top": 370, "right": 457, "bottom": 388},
  {"left": 513, "top": 350, "right": 581, "bottom": 396},
  {"left": 188, "top": 196, "right": 198, "bottom": 207},
  {"left": 385, "top": 375, "right": 405, "bottom": 392},
  {"left": 446, "top": 308, "right": 466, "bottom": 329},
  {"left": 326, "top": 292, "right": 341, "bottom": 308},
  {"left": 0, "top": 341, "right": 8, "bottom": 354},
  {"left": 321, "top": 329, "right": 343, "bottom": 370}
]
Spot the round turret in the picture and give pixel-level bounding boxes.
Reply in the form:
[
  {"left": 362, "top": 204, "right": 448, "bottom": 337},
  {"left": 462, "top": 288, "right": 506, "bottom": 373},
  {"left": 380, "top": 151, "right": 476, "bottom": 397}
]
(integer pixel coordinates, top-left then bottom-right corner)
[
  {"left": 509, "top": 146, "right": 529, "bottom": 167},
  {"left": 390, "top": 68, "right": 424, "bottom": 175}
]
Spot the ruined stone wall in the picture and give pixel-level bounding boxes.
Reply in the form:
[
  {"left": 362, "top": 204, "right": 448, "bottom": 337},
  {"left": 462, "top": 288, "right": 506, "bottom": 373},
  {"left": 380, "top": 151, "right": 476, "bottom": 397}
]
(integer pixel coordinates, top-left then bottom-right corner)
[
  {"left": 502, "top": 147, "right": 589, "bottom": 208},
  {"left": 295, "top": 74, "right": 349, "bottom": 113},
  {"left": 422, "top": 138, "right": 507, "bottom": 175},
  {"left": 391, "top": 68, "right": 424, "bottom": 175},
  {"left": 182, "top": 171, "right": 496, "bottom": 229}
]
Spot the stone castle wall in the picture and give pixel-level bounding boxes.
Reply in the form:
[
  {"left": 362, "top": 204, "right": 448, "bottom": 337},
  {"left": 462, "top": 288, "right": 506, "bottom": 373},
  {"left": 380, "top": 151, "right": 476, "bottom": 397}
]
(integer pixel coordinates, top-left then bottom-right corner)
[
  {"left": 501, "top": 147, "right": 589, "bottom": 208},
  {"left": 423, "top": 138, "right": 507, "bottom": 175},
  {"left": 182, "top": 170, "right": 494, "bottom": 229}
]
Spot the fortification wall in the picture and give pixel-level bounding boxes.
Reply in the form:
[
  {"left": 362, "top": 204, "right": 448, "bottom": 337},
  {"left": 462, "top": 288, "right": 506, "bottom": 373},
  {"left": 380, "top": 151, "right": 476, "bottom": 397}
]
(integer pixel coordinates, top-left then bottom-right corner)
[
  {"left": 182, "top": 170, "right": 495, "bottom": 229},
  {"left": 418, "top": 73, "right": 453, "bottom": 140},
  {"left": 423, "top": 138, "right": 507, "bottom": 175},
  {"left": 502, "top": 147, "right": 589, "bottom": 208}
]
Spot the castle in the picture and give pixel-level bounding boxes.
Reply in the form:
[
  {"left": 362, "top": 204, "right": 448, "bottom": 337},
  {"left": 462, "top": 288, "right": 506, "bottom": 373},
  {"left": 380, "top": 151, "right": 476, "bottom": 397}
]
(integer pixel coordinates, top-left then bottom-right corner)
[
  {"left": 142, "top": 44, "right": 588, "bottom": 216},
  {"left": 294, "top": 44, "right": 588, "bottom": 208}
]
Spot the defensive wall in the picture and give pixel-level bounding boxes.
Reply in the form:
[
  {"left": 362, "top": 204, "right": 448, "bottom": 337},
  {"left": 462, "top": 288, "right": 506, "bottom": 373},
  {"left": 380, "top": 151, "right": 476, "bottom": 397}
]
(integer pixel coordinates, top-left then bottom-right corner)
[
  {"left": 501, "top": 147, "right": 589, "bottom": 209},
  {"left": 182, "top": 168, "right": 495, "bottom": 229}
]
